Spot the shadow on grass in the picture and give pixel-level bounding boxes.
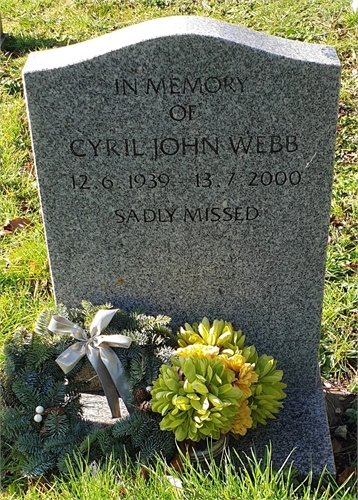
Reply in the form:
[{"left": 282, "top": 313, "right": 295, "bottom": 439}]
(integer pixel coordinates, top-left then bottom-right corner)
[
  {"left": 1, "top": 34, "right": 80, "bottom": 96},
  {"left": 2, "top": 34, "right": 79, "bottom": 58}
]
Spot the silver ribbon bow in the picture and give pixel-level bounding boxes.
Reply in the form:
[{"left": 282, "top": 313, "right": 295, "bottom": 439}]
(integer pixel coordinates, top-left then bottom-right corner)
[{"left": 48, "top": 309, "right": 132, "bottom": 418}]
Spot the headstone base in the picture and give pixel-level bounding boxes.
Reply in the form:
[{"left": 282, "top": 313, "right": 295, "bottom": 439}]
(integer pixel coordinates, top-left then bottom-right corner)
[
  {"left": 81, "top": 387, "right": 334, "bottom": 476},
  {"left": 230, "top": 385, "right": 335, "bottom": 476},
  {"left": 81, "top": 393, "right": 128, "bottom": 429}
]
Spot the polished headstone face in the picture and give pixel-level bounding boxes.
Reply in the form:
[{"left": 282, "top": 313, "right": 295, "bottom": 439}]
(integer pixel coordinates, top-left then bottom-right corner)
[{"left": 24, "top": 16, "right": 340, "bottom": 473}]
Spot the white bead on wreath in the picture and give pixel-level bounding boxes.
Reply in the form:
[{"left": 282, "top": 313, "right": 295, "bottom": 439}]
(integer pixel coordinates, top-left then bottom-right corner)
[{"left": 34, "top": 405, "right": 45, "bottom": 422}]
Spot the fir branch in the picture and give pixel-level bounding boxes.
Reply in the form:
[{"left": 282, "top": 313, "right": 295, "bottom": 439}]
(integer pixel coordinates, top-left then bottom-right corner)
[
  {"left": 42, "top": 414, "right": 70, "bottom": 438},
  {"left": 24, "top": 342, "right": 57, "bottom": 370},
  {"left": 21, "top": 454, "right": 56, "bottom": 479},
  {"left": 43, "top": 436, "right": 76, "bottom": 452},
  {"left": 130, "top": 354, "right": 147, "bottom": 386},
  {"left": 112, "top": 415, "right": 136, "bottom": 439},
  {"left": 79, "top": 426, "right": 132, "bottom": 464},
  {"left": 16, "top": 433, "right": 43, "bottom": 455},
  {"left": 11, "top": 379, "right": 42, "bottom": 408},
  {"left": 104, "top": 308, "right": 137, "bottom": 332},
  {"left": 1, "top": 408, "right": 32, "bottom": 439},
  {"left": 34, "top": 305, "right": 68, "bottom": 335},
  {"left": 42, "top": 381, "right": 67, "bottom": 407},
  {"left": 136, "top": 313, "right": 171, "bottom": 330},
  {"left": 2, "top": 301, "right": 178, "bottom": 479},
  {"left": 81, "top": 301, "right": 112, "bottom": 330},
  {"left": 67, "top": 307, "right": 86, "bottom": 326},
  {"left": 144, "top": 355, "right": 164, "bottom": 386}
]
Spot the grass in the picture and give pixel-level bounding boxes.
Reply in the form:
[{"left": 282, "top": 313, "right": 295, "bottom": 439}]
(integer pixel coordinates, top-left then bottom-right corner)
[
  {"left": 0, "top": 0, "right": 357, "bottom": 379},
  {"left": 0, "top": 0, "right": 357, "bottom": 497},
  {"left": 2, "top": 447, "right": 357, "bottom": 500}
]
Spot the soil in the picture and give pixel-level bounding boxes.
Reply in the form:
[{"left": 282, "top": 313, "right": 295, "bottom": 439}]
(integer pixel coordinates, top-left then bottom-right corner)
[{"left": 323, "top": 378, "right": 357, "bottom": 484}]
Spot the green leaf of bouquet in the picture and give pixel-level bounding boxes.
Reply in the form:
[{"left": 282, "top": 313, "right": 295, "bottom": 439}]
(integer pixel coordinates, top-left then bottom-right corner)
[
  {"left": 174, "top": 425, "right": 188, "bottom": 441},
  {"left": 183, "top": 358, "right": 197, "bottom": 382},
  {"left": 207, "top": 393, "right": 223, "bottom": 407},
  {"left": 218, "top": 383, "right": 233, "bottom": 394},
  {"left": 190, "top": 399, "right": 203, "bottom": 411},
  {"left": 192, "top": 380, "right": 208, "bottom": 394}
]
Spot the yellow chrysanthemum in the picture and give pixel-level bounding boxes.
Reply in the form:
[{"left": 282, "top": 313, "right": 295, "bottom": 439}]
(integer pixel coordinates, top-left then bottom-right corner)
[
  {"left": 230, "top": 400, "right": 253, "bottom": 436},
  {"left": 220, "top": 354, "right": 258, "bottom": 398},
  {"left": 233, "top": 363, "right": 259, "bottom": 398},
  {"left": 219, "top": 353, "right": 246, "bottom": 371},
  {"left": 176, "top": 343, "right": 220, "bottom": 358}
]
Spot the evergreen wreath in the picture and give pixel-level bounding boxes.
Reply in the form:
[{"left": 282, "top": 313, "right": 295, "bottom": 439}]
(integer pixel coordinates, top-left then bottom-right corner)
[
  {"left": 1, "top": 302, "right": 286, "bottom": 480},
  {"left": 1, "top": 302, "right": 177, "bottom": 479}
]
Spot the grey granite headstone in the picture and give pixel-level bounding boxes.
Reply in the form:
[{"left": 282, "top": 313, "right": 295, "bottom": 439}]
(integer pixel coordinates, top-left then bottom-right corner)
[{"left": 23, "top": 16, "right": 340, "bottom": 475}]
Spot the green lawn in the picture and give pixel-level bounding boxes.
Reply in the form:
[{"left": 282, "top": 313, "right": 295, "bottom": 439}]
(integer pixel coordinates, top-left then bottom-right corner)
[{"left": 0, "top": 0, "right": 357, "bottom": 497}]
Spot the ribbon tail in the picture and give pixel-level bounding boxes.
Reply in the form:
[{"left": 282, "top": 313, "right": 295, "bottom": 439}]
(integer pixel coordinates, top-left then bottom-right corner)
[
  {"left": 99, "top": 345, "right": 132, "bottom": 412},
  {"left": 86, "top": 345, "right": 121, "bottom": 418}
]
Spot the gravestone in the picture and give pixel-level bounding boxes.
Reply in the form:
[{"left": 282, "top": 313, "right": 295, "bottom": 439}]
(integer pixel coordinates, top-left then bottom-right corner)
[{"left": 23, "top": 16, "right": 340, "bottom": 474}]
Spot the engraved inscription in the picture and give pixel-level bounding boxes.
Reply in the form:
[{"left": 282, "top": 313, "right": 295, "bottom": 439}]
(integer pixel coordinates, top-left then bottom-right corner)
[
  {"left": 169, "top": 105, "right": 197, "bottom": 121},
  {"left": 248, "top": 171, "right": 301, "bottom": 186},
  {"left": 114, "top": 206, "right": 259, "bottom": 223},
  {"left": 69, "top": 135, "right": 298, "bottom": 158},
  {"left": 69, "top": 170, "right": 303, "bottom": 191},
  {"left": 229, "top": 135, "right": 298, "bottom": 154},
  {"left": 115, "top": 76, "right": 248, "bottom": 96},
  {"left": 66, "top": 74, "right": 304, "bottom": 227}
]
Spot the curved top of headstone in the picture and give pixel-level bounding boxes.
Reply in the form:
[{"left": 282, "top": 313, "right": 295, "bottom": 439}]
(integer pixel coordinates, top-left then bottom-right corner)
[{"left": 23, "top": 15, "right": 339, "bottom": 73}]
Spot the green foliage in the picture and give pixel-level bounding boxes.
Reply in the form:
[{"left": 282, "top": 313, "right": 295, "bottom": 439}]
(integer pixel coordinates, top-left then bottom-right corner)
[
  {"left": 178, "top": 317, "right": 246, "bottom": 353},
  {"left": 249, "top": 355, "right": 287, "bottom": 428},
  {"left": 78, "top": 404, "right": 176, "bottom": 467},
  {"left": 34, "top": 304, "right": 69, "bottom": 335},
  {"left": 346, "top": 399, "right": 357, "bottom": 426},
  {"left": 152, "top": 356, "right": 243, "bottom": 441},
  {"left": 174, "top": 319, "right": 287, "bottom": 430},
  {"left": 112, "top": 410, "right": 176, "bottom": 465},
  {"left": 0, "top": 329, "right": 88, "bottom": 480},
  {"left": 156, "top": 344, "right": 176, "bottom": 365},
  {"left": 4, "top": 446, "right": 355, "bottom": 500},
  {"left": 0, "top": 0, "right": 357, "bottom": 496},
  {"left": 111, "top": 310, "right": 176, "bottom": 407},
  {"left": 0, "top": 303, "right": 177, "bottom": 485}
]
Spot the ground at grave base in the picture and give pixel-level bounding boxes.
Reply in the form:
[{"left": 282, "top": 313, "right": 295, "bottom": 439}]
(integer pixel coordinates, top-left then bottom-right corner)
[
  {"left": 322, "top": 378, "right": 357, "bottom": 484},
  {"left": 80, "top": 381, "right": 357, "bottom": 482}
]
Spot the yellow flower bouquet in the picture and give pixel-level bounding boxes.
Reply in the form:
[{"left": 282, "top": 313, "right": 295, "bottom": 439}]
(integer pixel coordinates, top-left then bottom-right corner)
[{"left": 151, "top": 318, "right": 286, "bottom": 443}]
